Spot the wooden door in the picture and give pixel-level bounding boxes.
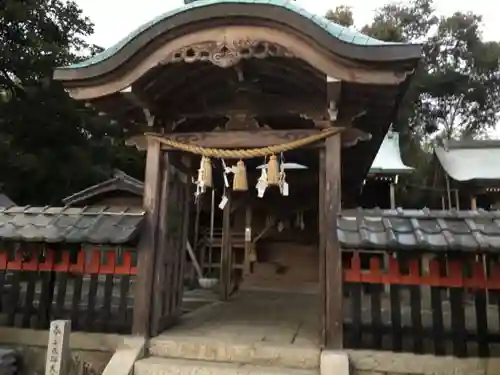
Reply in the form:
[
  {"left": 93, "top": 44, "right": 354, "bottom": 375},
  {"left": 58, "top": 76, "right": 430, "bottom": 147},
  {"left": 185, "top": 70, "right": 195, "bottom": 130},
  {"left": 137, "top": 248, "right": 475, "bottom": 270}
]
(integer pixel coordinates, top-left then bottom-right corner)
[{"left": 150, "top": 161, "right": 190, "bottom": 336}]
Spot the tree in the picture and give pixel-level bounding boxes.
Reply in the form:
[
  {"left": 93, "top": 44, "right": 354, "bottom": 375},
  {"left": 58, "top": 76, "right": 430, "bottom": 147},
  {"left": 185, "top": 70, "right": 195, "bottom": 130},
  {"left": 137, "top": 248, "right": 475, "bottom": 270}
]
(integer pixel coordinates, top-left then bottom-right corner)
[
  {"left": 327, "top": 1, "right": 500, "bottom": 206},
  {"left": 0, "top": 0, "right": 143, "bottom": 204},
  {"left": 361, "top": 0, "right": 500, "bottom": 140},
  {"left": 422, "top": 13, "right": 500, "bottom": 140},
  {"left": 362, "top": 0, "right": 437, "bottom": 42},
  {"left": 325, "top": 6, "right": 354, "bottom": 27}
]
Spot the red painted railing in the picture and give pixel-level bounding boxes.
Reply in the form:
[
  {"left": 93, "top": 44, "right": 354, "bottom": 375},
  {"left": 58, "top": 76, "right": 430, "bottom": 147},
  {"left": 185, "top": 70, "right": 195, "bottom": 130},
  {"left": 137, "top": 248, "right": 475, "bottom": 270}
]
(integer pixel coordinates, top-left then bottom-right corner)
[
  {"left": 342, "top": 250, "right": 500, "bottom": 358},
  {"left": 0, "top": 247, "right": 137, "bottom": 334},
  {"left": 0, "top": 248, "right": 137, "bottom": 275},
  {"left": 344, "top": 251, "right": 499, "bottom": 289}
]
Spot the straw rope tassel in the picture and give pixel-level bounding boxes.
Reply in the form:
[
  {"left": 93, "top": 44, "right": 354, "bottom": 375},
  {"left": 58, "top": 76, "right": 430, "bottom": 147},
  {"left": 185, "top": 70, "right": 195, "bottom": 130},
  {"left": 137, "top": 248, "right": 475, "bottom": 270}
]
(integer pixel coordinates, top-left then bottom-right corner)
[
  {"left": 202, "top": 156, "right": 213, "bottom": 188},
  {"left": 233, "top": 160, "right": 248, "bottom": 191},
  {"left": 267, "top": 155, "right": 280, "bottom": 186}
]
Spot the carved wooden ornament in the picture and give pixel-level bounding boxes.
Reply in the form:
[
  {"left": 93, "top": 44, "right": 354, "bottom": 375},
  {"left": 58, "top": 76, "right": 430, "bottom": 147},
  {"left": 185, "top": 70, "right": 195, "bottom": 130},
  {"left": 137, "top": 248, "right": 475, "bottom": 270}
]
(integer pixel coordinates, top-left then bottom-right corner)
[{"left": 166, "top": 39, "right": 294, "bottom": 68}]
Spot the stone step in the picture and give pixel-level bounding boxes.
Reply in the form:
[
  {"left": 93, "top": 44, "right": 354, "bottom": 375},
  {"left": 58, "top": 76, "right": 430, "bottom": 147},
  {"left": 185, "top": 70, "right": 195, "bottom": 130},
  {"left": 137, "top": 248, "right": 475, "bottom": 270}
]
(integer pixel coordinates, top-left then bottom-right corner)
[
  {"left": 134, "top": 357, "right": 318, "bottom": 375},
  {"left": 149, "top": 336, "right": 320, "bottom": 369}
]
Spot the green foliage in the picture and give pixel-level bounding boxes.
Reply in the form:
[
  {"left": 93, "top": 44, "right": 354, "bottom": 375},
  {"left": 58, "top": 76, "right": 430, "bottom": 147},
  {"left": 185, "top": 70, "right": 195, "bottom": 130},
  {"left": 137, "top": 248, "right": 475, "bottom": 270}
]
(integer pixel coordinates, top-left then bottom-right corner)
[
  {"left": 362, "top": 0, "right": 438, "bottom": 42},
  {"left": 360, "top": 0, "right": 500, "bottom": 140},
  {"left": 326, "top": 0, "right": 500, "bottom": 141},
  {"left": 325, "top": 6, "right": 354, "bottom": 27},
  {"left": 325, "top": 0, "right": 500, "bottom": 207},
  {"left": 0, "top": 0, "right": 144, "bottom": 204}
]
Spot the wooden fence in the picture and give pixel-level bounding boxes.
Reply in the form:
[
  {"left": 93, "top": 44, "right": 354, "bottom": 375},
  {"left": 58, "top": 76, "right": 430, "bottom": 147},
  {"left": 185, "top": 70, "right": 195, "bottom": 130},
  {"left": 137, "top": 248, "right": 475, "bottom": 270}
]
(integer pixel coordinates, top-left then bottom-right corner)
[
  {"left": 0, "top": 246, "right": 136, "bottom": 334},
  {"left": 343, "top": 250, "right": 500, "bottom": 357},
  {"left": 2, "top": 244, "right": 500, "bottom": 358}
]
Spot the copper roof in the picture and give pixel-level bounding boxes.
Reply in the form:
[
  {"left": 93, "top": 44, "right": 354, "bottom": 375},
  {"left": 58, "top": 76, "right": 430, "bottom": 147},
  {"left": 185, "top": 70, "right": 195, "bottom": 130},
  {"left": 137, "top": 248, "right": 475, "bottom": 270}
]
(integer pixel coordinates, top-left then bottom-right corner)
[
  {"left": 369, "top": 131, "right": 413, "bottom": 175},
  {"left": 435, "top": 140, "right": 500, "bottom": 182},
  {"left": 54, "top": 0, "right": 422, "bottom": 80}
]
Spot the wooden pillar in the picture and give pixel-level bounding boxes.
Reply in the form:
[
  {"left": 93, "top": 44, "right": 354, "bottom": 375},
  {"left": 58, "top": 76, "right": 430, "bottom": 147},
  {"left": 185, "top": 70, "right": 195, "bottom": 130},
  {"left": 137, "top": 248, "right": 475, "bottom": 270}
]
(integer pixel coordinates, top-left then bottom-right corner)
[
  {"left": 132, "top": 139, "right": 162, "bottom": 336},
  {"left": 220, "top": 191, "right": 232, "bottom": 300},
  {"left": 150, "top": 152, "right": 171, "bottom": 336},
  {"left": 321, "top": 133, "right": 343, "bottom": 349},
  {"left": 319, "top": 147, "right": 326, "bottom": 346},
  {"left": 389, "top": 182, "right": 396, "bottom": 209},
  {"left": 244, "top": 201, "right": 253, "bottom": 277},
  {"left": 454, "top": 189, "right": 460, "bottom": 210},
  {"left": 471, "top": 196, "right": 477, "bottom": 210},
  {"left": 178, "top": 170, "right": 192, "bottom": 312},
  {"left": 445, "top": 174, "right": 452, "bottom": 209}
]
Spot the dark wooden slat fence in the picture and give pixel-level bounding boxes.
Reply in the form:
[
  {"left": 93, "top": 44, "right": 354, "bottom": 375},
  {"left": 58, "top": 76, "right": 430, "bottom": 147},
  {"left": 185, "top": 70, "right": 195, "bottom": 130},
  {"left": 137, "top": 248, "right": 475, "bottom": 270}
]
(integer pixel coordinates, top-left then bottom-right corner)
[
  {"left": 2, "top": 244, "right": 500, "bottom": 358},
  {"left": 343, "top": 250, "right": 500, "bottom": 357},
  {"left": 0, "top": 247, "right": 136, "bottom": 334}
]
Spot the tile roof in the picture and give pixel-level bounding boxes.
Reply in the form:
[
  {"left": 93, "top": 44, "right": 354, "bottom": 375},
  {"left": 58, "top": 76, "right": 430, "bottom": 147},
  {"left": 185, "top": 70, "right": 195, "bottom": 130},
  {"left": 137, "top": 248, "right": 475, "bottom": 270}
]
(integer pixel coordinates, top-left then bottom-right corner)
[
  {"left": 0, "top": 206, "right": 145, "bottom": 244},
  {"left": 338, "top": 208, "right": 500, "bottom": 253},
  {"left": 63, "top": 170, "right": 144, "bottom": 206},
  {"left": 2, "top": 204, "right": 499, "bottom": 253}
]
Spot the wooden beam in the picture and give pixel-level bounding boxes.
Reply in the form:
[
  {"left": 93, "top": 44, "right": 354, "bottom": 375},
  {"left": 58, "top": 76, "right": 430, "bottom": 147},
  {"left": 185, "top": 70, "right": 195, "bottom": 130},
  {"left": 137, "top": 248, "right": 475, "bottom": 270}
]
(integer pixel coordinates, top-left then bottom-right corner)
[
  {"left": 324, "top": 133, "right": 343, "bottom": 349},
  {"left": 126, "top": 128, "right": 371, "bottom": 151},
  {"left": 164, "top": 94, "right": 327, "bottom": 119},
  {"left": 132, "top": 139, "right": 162, "bottom": 336},
  {"left": 121, "top": 88, "right": 156, "bottom": 127}
]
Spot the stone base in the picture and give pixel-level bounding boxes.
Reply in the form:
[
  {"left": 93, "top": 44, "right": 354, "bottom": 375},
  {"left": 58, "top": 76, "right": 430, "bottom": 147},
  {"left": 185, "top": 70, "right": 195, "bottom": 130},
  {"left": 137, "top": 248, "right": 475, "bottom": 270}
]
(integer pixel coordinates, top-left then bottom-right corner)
[
  {"left": 149, "top": 335, "right": 320, "bottom": 369},
  {"left": 348, "top": 350, "right": 500, "bottom": 375},
  {"left": 321, "top": 351, "right": 350, "bottom": 375},
  {"left": 134, "top": 357, "right": 317, "bottom": 375}
]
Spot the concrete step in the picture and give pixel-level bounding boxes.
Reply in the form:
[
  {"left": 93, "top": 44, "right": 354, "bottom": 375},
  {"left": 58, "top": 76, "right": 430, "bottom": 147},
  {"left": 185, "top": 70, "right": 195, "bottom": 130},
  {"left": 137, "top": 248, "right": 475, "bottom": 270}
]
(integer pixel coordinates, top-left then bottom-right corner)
[
  {"left": 148, "top": 335, "right": 320, "bottom": 369},
  {"left": 134, "top": 357, "right": 318, "bottom": 375}
]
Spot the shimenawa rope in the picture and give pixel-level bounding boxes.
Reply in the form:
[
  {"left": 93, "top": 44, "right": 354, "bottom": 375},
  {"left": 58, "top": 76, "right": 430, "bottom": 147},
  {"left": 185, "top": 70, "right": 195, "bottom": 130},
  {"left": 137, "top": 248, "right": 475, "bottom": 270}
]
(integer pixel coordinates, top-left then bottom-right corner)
[{"left": 144, "top": 127, "right": 342, "bottom": 158}]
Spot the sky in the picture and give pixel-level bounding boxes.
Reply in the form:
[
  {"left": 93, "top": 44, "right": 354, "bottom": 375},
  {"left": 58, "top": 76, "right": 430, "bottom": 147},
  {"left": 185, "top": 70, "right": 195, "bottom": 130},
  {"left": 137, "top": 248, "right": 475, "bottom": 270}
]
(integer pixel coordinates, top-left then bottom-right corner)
[{"left": 76, "top": 0, "right": 497, "bottom": 49}]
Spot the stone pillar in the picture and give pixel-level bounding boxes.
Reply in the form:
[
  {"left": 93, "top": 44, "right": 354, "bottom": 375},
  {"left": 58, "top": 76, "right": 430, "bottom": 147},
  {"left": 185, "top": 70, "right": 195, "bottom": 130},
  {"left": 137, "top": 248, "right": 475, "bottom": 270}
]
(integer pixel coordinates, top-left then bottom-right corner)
[{"left": 45, "top": 320, "right": 71, "bottom": 375}]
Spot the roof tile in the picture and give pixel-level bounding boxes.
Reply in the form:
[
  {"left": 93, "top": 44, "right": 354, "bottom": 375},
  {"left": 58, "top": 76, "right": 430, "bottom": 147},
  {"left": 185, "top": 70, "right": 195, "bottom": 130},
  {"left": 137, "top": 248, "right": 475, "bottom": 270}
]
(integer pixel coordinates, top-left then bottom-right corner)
[
  {"left": 0, "top": 206, "right": 144, "bottom": 244},
  {"left": 338, "top": 209, "right": 500, "bottom": 253}
]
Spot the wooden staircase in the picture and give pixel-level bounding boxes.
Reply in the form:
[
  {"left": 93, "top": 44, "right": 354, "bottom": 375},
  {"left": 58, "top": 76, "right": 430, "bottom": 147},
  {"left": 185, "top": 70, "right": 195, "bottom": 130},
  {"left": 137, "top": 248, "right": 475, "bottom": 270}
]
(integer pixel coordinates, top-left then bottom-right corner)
[{"left": 195, "top": 228, "right": 246, "bottom": 277}]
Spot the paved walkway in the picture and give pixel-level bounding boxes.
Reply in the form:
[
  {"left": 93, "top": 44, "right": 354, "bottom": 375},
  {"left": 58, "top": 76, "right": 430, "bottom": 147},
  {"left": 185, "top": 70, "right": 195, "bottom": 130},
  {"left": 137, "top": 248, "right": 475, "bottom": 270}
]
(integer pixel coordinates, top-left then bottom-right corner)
[{"left": 160, "top": 290, "right": 321, "bottom": 347}]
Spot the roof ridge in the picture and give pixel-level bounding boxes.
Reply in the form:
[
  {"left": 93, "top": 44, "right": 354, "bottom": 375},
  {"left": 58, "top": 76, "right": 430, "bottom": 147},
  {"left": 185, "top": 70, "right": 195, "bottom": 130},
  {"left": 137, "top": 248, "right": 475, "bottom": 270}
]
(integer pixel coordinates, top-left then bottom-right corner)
[{"left": 340, "top": 208, "right": 498, "bottom": 219}]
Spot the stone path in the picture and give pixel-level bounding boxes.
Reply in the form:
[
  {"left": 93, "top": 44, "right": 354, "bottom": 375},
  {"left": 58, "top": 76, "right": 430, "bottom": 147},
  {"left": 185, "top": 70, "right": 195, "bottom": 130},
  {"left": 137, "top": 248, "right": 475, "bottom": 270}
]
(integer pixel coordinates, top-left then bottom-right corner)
[{"left": 161, "top": 290, "right": 321, "bottom": 347}]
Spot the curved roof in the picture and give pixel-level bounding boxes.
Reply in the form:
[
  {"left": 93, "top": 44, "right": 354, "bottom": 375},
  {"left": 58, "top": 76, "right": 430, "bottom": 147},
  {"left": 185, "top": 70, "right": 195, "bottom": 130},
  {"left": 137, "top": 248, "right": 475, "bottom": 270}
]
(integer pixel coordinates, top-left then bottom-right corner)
[
  {"left": 369, "top": 131, "right": 413, "bottom": 175},
  {"left": 63, "top": 170, "right": 144, "bottom": 206},
  {"left": 54, "top": 0, "right": 421, "bottom": 81},
  {"left": 435, "top": 140, "right": 500, "bottom": 182},
  {"left": 0, "top": 194, "right": 14, "bottom": 207}
]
